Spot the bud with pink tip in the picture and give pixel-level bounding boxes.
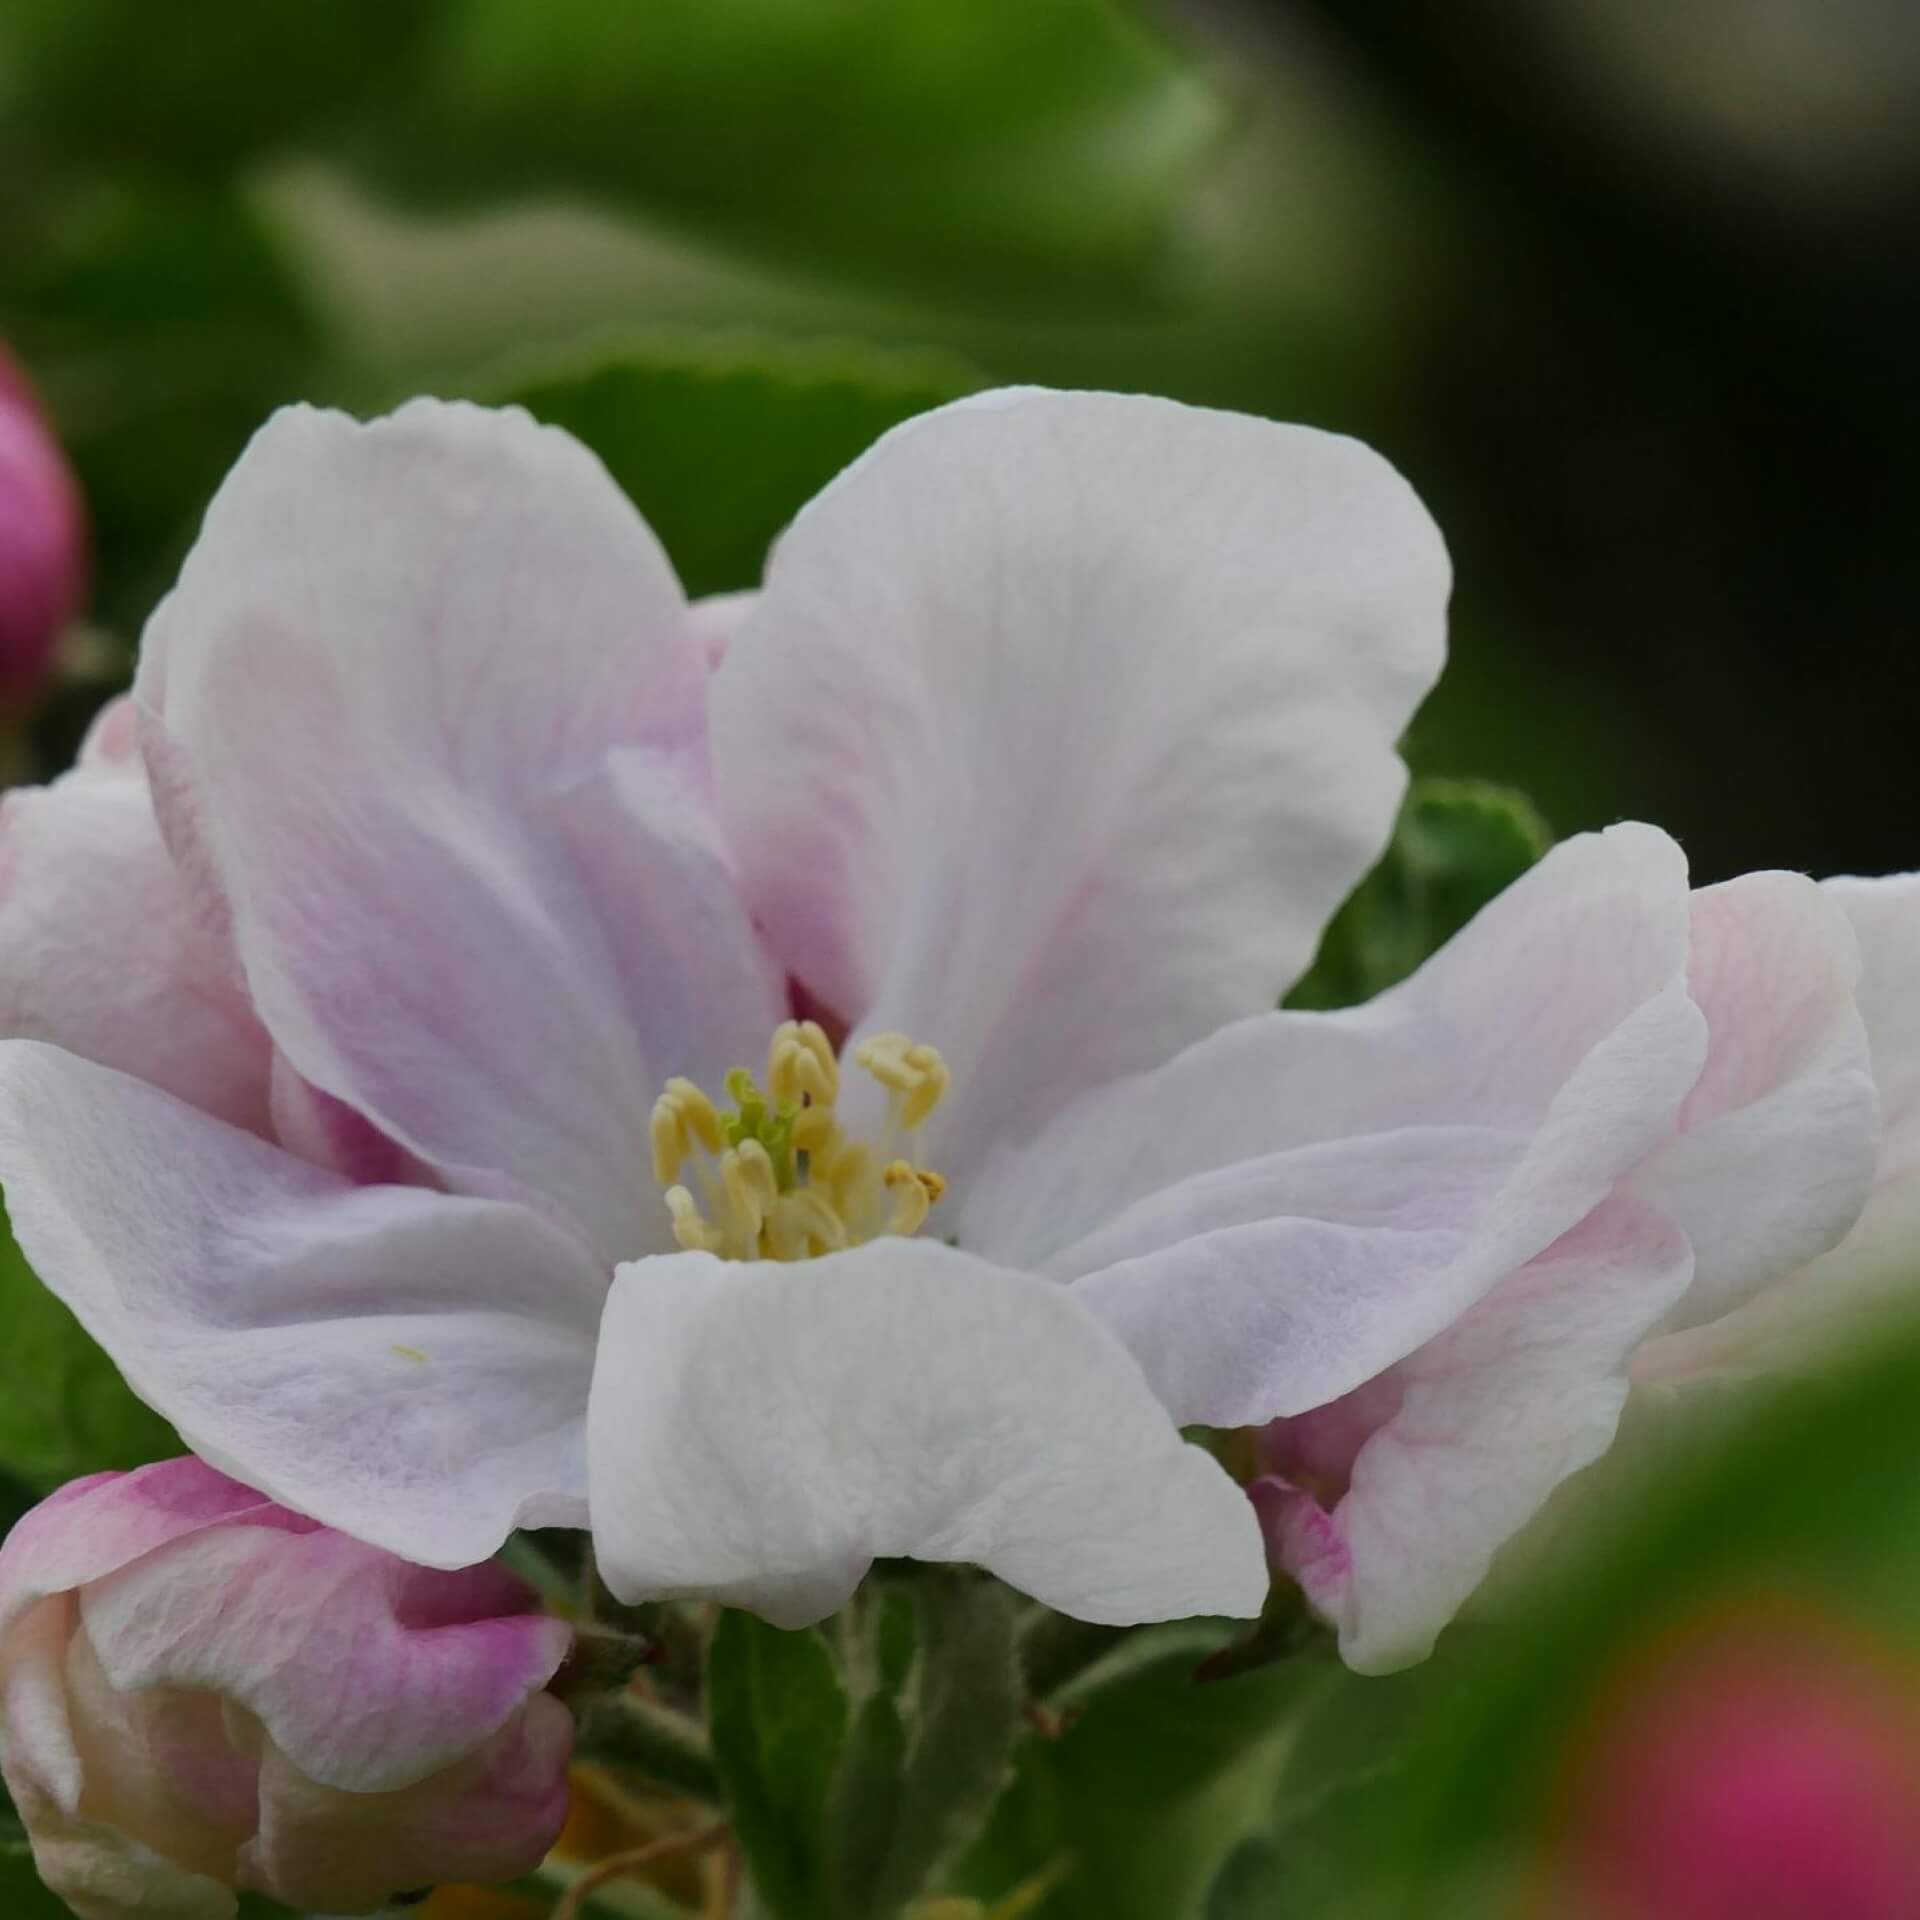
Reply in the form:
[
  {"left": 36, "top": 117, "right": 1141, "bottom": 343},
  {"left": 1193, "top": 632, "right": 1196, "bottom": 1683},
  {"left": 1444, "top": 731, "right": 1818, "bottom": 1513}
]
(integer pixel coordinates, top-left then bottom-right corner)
[
  {"left": 0, "top": 345, "right": 85, "bottom": 709},
  {"left": 0, "top": 1457, "right": 576, "bottom": 1918}
]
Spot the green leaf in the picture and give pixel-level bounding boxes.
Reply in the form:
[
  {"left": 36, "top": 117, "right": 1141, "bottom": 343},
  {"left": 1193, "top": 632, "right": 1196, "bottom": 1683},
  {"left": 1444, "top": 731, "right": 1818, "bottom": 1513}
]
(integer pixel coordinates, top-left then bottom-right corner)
[
  {"left": 0, "top": 1846, "right": 71, "bottom": 1920},
  {"left": 825, "top": 1689, "right": 910, "bottom": 1919},
  {"left": 1285, "top": 777, "right": 1552, "bottom": 1012},
  {"left": 7, "top": 181, "right": 329, "bottom": 632},
  {"left": 486, "top": 334, "right": 980, "bottom": 600},
  {"left": 859, "top": 1572, "right": 1025, "bottom": 1916},
  {"left": 0, "top": 0, "right": 404, "bottom": 182},
  {"left": 392, "top": 0, "right": 1224, "bottom": 302},
  {"left": 708, "top": 1611, "right": 851, "bottom": 1920},
  {"left": 0, "top": 1198, "right": 177, "bottom": 1492},
  {"left": 956, "top": 1647, "right": 1316, "bottom": 1920}
]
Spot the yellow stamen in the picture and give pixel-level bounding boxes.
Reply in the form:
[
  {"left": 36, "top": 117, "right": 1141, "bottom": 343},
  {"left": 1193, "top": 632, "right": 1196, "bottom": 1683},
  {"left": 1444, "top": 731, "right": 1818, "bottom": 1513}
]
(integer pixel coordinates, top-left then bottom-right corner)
[{"left": 652, "top": 1028, "right": 950, "bottom": 1262}]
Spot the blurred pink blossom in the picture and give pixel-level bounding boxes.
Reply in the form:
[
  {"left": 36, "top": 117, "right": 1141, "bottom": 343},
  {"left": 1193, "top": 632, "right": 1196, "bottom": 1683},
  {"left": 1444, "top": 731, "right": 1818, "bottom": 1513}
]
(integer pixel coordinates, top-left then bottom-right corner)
[
  {"left": 0, "top": 344, "right": 85, "bottom": 708},
  {"left": 1553, "top": 1601, "right": 1920, "bottom": 1920}
]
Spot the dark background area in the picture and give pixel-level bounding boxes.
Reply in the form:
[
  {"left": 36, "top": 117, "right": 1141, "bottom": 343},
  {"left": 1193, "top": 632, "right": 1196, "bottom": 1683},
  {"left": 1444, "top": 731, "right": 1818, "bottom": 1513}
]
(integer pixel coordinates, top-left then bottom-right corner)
[{"left": 2, "top": 0, "right": 1914, "bottom": 882}]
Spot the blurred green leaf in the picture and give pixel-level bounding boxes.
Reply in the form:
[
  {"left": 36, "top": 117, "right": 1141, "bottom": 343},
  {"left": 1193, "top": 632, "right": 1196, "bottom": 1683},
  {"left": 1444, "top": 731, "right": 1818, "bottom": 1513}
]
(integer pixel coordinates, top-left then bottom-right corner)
[
  {"left": 6, "top": 182, "right": 329, "bottom": 630},
  {"left": 0, "top": 1844, "right": 70, "bottom": 1920},
  {"left": 708, "top": 1611, "right": 850, "bottom": 1920},
  {"left": 396, "top": 0, "right": 1224, "bottom": 303},
  {"left": 956, "top": 1647, "right": 1314, "bottom": 1920},
  {"left": 1286, "top": 777, "right": 1552, "bottom": 1011},
  {"left": 2, "top": 0, "right": 1223, "bottom": 304},
  {"left": 0, "top": 1200, "right": 177, "bottom": 1492},
  {"left": 0, "top": 0, "right": 409, "bottom": 183},
  {"left": 487, "top": 334, "right": 979, "bottom": 599}
]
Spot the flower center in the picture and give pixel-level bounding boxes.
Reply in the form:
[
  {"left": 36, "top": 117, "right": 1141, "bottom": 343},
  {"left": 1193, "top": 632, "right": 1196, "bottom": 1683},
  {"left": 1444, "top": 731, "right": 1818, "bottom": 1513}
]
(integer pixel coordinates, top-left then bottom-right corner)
[{"left": 650, "top": 1022, "right": 950, "bottom": 1262}]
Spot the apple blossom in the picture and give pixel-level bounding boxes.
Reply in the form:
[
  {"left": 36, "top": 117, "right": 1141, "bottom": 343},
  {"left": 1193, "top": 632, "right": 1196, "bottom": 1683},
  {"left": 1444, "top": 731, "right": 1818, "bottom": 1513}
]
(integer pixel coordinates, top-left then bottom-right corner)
[
  {"left": 0, "top": 1456, "right": 575, "bottom": 1919},
  {"left": 0, "top": 343, "right": 85, "bottom": 707},
  {"left": 0, "top": 391, "right": 1877, "bottom": 1646}
]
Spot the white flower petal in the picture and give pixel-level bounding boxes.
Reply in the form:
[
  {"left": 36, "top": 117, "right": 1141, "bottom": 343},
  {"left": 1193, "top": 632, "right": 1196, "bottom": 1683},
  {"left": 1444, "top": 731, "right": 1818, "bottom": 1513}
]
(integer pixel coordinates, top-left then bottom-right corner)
[
  {"left": 136, "top": 400, "right": 780, "bottom": 1259},
  {"left": 964, "top": 825, "right": 1706, "bottom": 1426},
  {"left": 0, "top": 699, "right": 270, "bottom": 1133},
  {"left": 0, "top": 1041, "right": 602, "bottom": 1566},
  {"left": 711, "top": 388, "right": 1448, "bottom": 1186},
  {"left": 588, "top": 1239, "right": 1267, "bottom": 1626}
]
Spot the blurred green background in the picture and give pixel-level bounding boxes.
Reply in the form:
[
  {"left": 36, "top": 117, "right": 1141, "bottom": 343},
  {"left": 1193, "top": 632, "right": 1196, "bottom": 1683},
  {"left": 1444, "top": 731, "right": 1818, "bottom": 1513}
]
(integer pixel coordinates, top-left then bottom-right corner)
[{"left": 3, "top": 0, "right": 1915, "bottom": 882}]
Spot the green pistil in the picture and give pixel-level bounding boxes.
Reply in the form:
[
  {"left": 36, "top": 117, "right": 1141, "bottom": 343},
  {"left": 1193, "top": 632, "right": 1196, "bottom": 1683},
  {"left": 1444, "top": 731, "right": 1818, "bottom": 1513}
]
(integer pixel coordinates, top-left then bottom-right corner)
[{"left": 721, "top": 1068, "right": 799, "bottom": 1190}]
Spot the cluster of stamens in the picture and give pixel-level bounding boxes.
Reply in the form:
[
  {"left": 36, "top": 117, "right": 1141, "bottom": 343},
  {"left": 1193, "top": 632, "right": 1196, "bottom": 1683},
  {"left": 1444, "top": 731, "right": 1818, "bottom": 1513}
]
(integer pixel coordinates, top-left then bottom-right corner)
[{"left": 650, "top": 1022, "right": 950, "bottom": 1262}]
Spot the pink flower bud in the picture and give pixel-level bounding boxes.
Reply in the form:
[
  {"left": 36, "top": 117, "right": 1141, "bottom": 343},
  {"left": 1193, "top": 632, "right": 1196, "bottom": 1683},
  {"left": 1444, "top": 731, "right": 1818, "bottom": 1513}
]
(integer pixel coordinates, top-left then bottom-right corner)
[
  {"left": 0, "top": 344, "right": 85, "bottom": 708},
  {"left": 0, "top": 1458, "right": 576, "bottom": 1917},
  {"left": 1550, "top": 1600, "right": 1920, "bottom": 1919}
]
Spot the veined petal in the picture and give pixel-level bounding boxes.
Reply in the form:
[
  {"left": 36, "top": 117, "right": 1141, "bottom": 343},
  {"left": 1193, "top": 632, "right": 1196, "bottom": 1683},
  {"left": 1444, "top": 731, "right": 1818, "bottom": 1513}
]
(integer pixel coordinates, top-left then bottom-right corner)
[
  {"left": 588, "top": 1239, "right": 1267, "bottom": 1627},
  {"left": 0, "top": 1041, "right": 602, "bottom": 1565},
  {"left": 964, "top": 826, "right": 1706, "bottom": 1426},
  {"left": 711, "top": 388, "right": 1448, "bottom": 1187},
  {"left": 1263, "top": 1195, "right": 1694, "bottom": 1672},
  {"left": 78, "top": 1510, "right": 571, "bottom": 1795},
  {"left": 0, "top": 698, "right": 270, "bottom": 1133},
  {"left": 1632, "top": 872, "right": 1877, "bottom": 1331},
  {"left": 136, "top": 400, "right": 780, "bottom": 1260}
]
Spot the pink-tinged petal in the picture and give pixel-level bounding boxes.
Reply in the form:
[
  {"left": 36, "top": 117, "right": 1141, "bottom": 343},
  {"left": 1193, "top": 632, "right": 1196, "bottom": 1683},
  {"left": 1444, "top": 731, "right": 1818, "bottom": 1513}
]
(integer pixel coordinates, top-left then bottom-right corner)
[
  {"left": 3, "top": 1601, "right": 247, "bottom": 1920},
  {"left": 77, "top": 1516, "right": 570, "bottom": 1794},
  {"left": 243, "top": 1694, "right": 573, "bottom": 1910},
  {"left": 0, "top": 1460, "right": 290, "bottom": 1644},
  {"left": 1633, "top": 870, "right": 1920, "bottom": 1382},
  {"left": 688, "top": 588, "right": 756, "bottom": 672},
  {"left": 0, "top": 699, "right": 271, "bottom": 1133},
  {"left": 0, "top": 1042, "right": 602, "bottom": 1564},
  {"left": 0, "top": 343, "right": 85, "bottom": 705},
  {"left": 1268, "top": 1196, "right": 1693, "bottom": 1673},
  {"left": 1633, "top": 872, "right": 1876, "bottom": 1331},
  {"left": 712, "top": 388, "right": 1448, "bottom": 1187},
  {"left": 136, "top": 400, "right": 780, "bottom": 1260},
  {"left": 589, "top": 1239, "right": 1268, "bottom": 1627},
  {"left": 964, "top": 826, "right": 1706, "bottom": 1427}
]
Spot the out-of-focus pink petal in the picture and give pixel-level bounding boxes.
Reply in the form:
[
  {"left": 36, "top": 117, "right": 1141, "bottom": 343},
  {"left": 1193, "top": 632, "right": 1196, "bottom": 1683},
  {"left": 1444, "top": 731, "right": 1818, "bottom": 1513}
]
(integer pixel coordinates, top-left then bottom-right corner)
[
  {"left": 0, "top": 698, "right": 271, "bottom": 1133},
  {"left": 589, "top": 1239, "right": 1268, "bottom": 1627},
  {"left": 0, "top": 343, "right": 85, "bottom": 705},
  {"left": 964, "top": 826, "right": 1705, "bottom": 1427},
  {"left": 1633, "top": 871, "right": 1876, "bottom": 1331},
  {"left": 1263, "top": 1195, "right": 1694, "bottom": 1672},
  {"left": 712, "top": 388, "right": 1448, "bottom": 1190},
  {"left": 0, "top": 1043, "right": 602, "bottom": 1564},
  {"left": 136, "top": 400, "right": 779, "bottom": 1260}
]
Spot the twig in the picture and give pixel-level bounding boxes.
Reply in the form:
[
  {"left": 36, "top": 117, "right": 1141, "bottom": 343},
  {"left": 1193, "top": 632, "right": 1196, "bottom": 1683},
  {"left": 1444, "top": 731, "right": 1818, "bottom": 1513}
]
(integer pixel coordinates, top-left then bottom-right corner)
[{"left": 554, "top": 1821, "right": 731, "bottom": 1920}]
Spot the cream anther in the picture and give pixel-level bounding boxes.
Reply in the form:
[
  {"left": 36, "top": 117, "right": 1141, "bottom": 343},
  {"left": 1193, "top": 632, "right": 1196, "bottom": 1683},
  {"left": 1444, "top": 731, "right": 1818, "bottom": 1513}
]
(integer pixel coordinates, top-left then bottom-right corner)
[
  {"left": 854, "top": 1033, "right": 951, "bottom": 1130},
  {"left": 651, "top": 1025, "right": 951, "bottom": 1263}
]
